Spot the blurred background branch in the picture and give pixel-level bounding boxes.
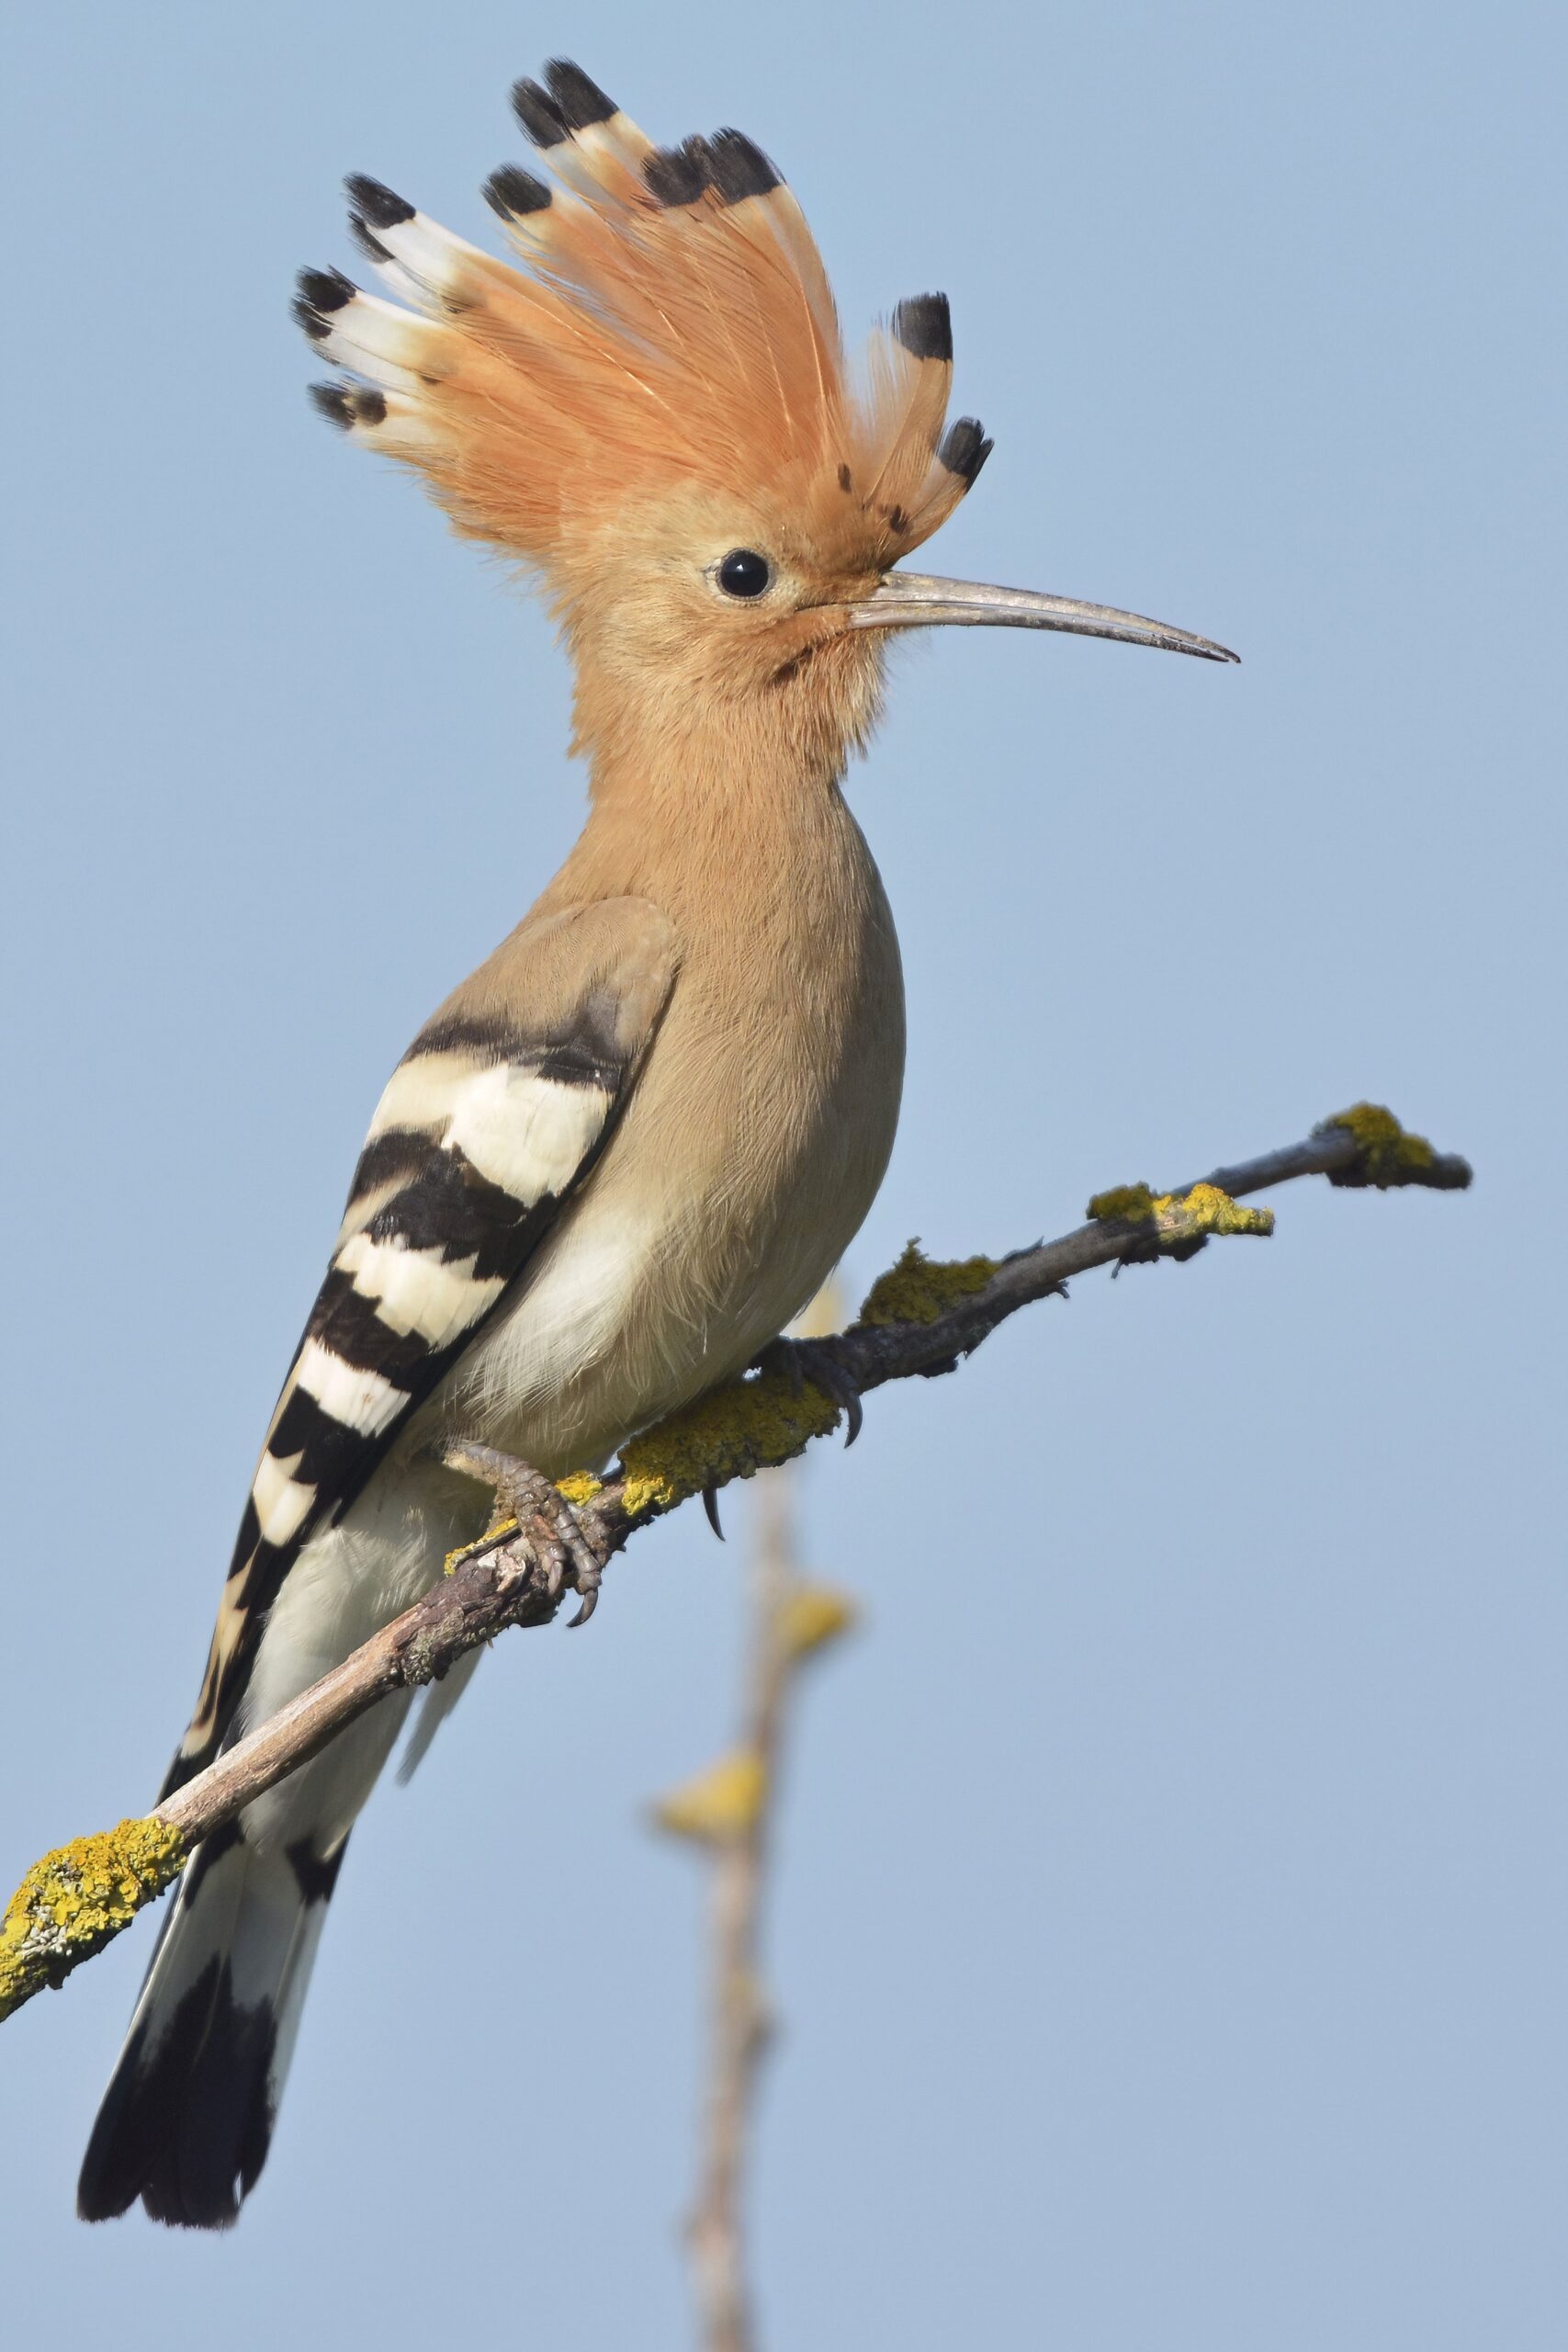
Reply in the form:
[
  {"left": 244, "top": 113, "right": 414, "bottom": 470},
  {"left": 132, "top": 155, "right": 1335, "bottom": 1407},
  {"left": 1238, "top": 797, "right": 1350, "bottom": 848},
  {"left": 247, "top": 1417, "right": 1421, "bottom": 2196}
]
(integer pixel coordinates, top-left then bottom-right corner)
[{"left": 652, "top": 1287, "right": 858, "bottom": 2352}]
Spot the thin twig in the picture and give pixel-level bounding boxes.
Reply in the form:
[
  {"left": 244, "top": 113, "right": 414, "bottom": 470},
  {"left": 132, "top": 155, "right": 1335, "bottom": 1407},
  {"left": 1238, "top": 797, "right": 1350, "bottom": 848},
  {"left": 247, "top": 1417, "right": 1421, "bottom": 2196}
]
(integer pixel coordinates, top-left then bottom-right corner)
[
  {"left": 0, "top": 1107, "right": 1471, "bottom": 2020},
  {"left": 682, "top": 1472, "right": 796, "bottom": 2352}
]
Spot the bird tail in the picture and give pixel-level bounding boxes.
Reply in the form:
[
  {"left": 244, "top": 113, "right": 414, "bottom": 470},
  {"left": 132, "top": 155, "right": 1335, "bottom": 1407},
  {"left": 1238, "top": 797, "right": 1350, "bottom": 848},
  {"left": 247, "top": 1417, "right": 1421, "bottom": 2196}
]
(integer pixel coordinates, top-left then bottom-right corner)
[{"left": 77, "top": 1816, "right": 346, "bottom": 2229}]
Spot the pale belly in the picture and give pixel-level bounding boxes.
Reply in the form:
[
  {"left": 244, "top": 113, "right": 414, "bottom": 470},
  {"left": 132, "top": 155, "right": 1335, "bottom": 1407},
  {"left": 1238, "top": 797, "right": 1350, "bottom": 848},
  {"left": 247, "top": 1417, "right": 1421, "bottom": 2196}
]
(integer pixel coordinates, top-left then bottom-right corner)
[
  {"left": 428, "top": 820, "right": 908, "bottom": 1479},
  {"left": 434, "top": 1042, "right": 899, "bottom": 1476}
]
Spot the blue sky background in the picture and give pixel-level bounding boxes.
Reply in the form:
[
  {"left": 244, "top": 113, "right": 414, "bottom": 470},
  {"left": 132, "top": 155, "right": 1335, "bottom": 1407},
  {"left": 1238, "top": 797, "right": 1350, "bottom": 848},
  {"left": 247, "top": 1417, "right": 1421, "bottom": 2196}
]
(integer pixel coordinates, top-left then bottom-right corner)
[{"left": 4, "top": 4, "right": 1563, "bottom": 2345}]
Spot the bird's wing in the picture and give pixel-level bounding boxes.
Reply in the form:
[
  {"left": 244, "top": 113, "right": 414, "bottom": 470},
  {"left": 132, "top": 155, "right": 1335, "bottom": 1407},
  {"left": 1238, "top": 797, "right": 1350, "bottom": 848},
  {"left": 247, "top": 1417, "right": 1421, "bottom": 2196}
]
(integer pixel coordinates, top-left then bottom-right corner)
[{"left": 163, "top": 896, "right": 677, "bottom": 1798}]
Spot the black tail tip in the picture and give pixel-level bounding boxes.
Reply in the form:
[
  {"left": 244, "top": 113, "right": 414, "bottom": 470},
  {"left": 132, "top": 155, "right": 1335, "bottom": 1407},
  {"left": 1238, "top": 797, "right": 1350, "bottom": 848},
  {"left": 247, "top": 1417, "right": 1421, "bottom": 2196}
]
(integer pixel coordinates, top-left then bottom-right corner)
[{"left": 76, "top": 1962, "right": 277, "bottom": 2231}]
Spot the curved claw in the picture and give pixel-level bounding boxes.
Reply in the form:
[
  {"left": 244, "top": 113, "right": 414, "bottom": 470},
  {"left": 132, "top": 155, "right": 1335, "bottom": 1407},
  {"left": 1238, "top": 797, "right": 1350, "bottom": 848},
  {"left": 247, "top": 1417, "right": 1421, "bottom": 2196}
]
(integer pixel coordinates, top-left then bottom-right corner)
[
  {"left": 444, "top": 1437, "right": 605, "bottom": 1624},
  {"left": 758, "top": 1338, "right": 864, "bottom": 1448},
  {"left": 703, "top": 1484, "right": 726, "bottom": 1542},
  {"left": 802, "top": 1341, "right": 863, "bottom": 1446}
]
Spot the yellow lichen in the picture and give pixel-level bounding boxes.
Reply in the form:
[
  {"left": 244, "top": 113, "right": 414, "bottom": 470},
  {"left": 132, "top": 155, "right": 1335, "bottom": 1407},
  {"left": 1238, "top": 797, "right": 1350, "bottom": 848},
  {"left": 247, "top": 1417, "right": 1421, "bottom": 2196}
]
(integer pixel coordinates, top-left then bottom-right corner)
[
  {"left": 1, "top": 1816, "right": 186, "bottom": 2023},
  {"left": 556, "top": 1472, "right": 604, "bottom": 1508},
  {"left": 854, "top": 1239, "right": 998, "bottom": 1329},
  {"left": 1157, "top": 1182, "right": 1274, "bottom": 1238},
  {"left": 1317, "top": 1102, "right": 1437, "bottom": 1186},
  {"left": 1099, "top": 1180, "right": 1274, "bottom": 1264},
  {"left": 443, "top": 1517, "right": 519, "bottom": 1577},
  {"left": 776, "top": 1583, "right": 859, "bottom": 1663},
  {"left": 617, "top": 1372, "right": 841, "bottom": 1520},
  {"left": 1087, "top": 1182, "right": 1157, "bottom": 1222},
  {"left": 1089, "top": 1182, "right": 1272, "bottom": 1239},
  {"left": 653, "top": 1750, "right": 768, "bottom": 1843},
  {"left": 442, "top": 1475, "right": 604, "bottom": 1577}
]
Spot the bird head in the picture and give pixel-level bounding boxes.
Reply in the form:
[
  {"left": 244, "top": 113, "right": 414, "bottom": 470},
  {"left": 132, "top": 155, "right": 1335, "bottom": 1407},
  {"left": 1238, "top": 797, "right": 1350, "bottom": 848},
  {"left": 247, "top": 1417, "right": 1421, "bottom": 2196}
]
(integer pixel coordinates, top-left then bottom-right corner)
[{"left": 301, "top": 62, "right": 1234, "bottom": 788}]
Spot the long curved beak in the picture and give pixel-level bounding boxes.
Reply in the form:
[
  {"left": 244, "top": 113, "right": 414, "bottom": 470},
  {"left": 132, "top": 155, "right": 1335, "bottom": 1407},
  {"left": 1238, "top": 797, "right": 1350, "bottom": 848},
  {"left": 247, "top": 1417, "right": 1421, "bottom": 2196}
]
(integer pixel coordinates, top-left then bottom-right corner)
[{"left": 849, "top": 571, "right": 1239, "bottom": 664}]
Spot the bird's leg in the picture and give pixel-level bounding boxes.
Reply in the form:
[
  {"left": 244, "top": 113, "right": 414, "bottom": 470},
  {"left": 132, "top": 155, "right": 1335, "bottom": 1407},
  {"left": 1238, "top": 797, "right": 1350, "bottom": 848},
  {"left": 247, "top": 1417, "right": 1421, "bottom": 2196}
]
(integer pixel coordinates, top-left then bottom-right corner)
[
  {"left": 752, "top": 1336, "right": 864, "bottom": 1448},
  {"left": 443, "top": 1441, "right": 607, "bottom": 1624}
]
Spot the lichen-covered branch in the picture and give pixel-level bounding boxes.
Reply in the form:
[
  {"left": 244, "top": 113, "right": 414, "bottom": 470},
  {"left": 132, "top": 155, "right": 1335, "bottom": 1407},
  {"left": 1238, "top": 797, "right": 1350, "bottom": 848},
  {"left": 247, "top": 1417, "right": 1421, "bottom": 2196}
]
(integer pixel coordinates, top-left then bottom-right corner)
[
  {"left": 0, "top": 1104, "right": 1470, "bottom": 2023},
  {"left": 1, "top": 1823, "right": 187, "bottom": 2021}
]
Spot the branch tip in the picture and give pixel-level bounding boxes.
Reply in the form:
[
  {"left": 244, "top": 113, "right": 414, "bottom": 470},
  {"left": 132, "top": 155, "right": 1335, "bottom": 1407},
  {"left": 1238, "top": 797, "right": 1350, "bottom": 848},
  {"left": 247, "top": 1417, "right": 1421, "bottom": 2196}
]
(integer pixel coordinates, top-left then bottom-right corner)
[{"left": 1315, "top": 1102, "right": 1472, "bottom": 1191}]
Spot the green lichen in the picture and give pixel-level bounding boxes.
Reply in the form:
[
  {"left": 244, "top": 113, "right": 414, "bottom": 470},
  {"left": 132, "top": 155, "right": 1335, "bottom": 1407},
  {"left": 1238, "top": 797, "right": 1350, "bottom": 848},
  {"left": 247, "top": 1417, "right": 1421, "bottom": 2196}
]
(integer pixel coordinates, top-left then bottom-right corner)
[
  {"left": 854, "top": 1240, "right": 998, "bottom": 1329},
  {"left": 2, "top": 1816, "right": 186, "bottom": 2022},
  {"left": 1316, "top": 1102, "right": 1438, "bottom": 1187},
  {"left": 1087, "top": 1182, "right": 1157, "bottom": 1223},
  {"left": 617, "top": 1371, "right": 841, "bottom": 1520}
]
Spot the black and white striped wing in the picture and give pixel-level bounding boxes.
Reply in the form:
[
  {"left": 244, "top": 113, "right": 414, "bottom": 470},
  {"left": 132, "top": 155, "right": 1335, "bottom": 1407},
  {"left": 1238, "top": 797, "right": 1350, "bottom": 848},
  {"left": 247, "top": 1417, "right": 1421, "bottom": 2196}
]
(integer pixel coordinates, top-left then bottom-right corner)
[{"left": 165, "top": 899, "right": 675, "bottom": 1794}]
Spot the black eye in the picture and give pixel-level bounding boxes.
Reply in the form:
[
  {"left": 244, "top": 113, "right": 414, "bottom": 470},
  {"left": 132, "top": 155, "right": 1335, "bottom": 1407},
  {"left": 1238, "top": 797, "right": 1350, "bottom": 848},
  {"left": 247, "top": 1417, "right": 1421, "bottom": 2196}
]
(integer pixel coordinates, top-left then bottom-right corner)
[{"left": 716, "top": 547, "right": 772, "bottom": 599}]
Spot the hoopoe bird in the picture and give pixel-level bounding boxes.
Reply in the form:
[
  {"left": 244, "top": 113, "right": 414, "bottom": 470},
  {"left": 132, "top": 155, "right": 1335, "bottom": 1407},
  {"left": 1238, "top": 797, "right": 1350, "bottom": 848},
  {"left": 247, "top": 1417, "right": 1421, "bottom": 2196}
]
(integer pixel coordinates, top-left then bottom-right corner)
[{"left": 78, "top": 59, "right": 1235, "bottom": 2230}]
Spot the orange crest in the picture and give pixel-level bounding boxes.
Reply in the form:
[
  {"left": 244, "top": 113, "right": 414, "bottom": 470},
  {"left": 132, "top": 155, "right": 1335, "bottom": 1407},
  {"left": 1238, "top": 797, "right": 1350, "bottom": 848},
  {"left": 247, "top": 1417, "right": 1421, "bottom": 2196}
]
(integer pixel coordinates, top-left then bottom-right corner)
[{"left": 299, "top": 60, "right": 990, "bottom": 591}]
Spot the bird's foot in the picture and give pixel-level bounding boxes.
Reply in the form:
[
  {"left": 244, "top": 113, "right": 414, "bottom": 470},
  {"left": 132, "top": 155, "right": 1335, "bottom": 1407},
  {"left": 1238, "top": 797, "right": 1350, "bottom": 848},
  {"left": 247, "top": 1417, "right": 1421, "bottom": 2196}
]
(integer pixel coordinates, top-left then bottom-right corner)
[
  {"left": 504, "top": 1463, "right": 606, "bottom": 1625},
  {"left": 444, "top": 1442, "right": 606, "bottom": 1625},
  {"left": 753, "top": 1336, "right": 864, "bottom": 1448}
]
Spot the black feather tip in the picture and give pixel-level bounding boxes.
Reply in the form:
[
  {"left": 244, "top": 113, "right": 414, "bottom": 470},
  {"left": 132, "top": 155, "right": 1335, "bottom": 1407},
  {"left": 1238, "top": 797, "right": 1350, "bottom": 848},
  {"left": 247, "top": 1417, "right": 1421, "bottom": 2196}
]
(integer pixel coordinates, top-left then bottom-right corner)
[
  {"left": 344, "top": 174, "right": 415, "bottom": 232},
  {"left": 347, "top": 214, "right": 391, "bottom": 266},
  {"left": 309, "top": 381, "right": 353, "bottom": 429},
  {"left": 892, "top": 293, "right": 953, "bottom": 364},
  {"left": 292, "top": 265, "right": 355, "bottom": 340},
  {"left": 512, "top": 75, "right": 569, "bottom": 148},
  {"left": 706, "top": 128, "right": 781, "bottom": 203},
  {"left": 544, "top": 59, "right": 616, "bottom": 130},
  {"left": 940, "top": 415, "right": 993, "bottom": 484},
  {"left": 482, "top": 163, "right": 552, "bottom": 220},
  {"left": 309, "top": 382, "right": 386, "bottom": 431},
  {"left": 644, "top": 136, "right": 713, "bottom": 208}
]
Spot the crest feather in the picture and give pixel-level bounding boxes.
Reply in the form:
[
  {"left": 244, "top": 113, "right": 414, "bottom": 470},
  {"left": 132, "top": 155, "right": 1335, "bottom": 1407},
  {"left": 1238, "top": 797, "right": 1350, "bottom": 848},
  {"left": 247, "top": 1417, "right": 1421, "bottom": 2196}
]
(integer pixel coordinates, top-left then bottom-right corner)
[{"left": 302, "top": 63, "right": 988, "bottom": 577}]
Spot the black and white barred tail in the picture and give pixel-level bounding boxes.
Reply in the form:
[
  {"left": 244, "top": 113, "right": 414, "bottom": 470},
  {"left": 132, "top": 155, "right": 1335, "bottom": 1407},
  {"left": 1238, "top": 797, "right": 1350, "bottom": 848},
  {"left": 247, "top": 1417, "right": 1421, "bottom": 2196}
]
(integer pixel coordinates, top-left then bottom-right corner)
[{"left": 77, "top": 1820, "right": 345, "bottom": 2228}]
